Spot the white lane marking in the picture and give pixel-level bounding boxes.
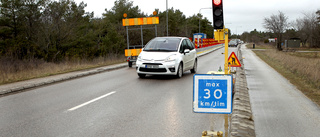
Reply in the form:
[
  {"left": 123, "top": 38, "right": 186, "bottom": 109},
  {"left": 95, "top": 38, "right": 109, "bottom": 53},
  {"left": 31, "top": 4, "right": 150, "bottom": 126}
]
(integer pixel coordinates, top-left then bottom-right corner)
[{"left": 68, "top": 91, "right": 116, "bottom": 111}]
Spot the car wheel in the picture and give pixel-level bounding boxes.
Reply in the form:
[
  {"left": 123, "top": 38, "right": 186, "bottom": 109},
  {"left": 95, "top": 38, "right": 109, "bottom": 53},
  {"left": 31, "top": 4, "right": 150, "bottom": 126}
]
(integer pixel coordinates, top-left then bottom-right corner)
[
  {"left": 128, "top": 61, "right": 132, "bottom": 67},
  {"left": 176, "top": 63, "right": 183, "bottom": 78},
  {"left": 138, "top": 73, "right": 146, "bottom": 78},
  {"left": 191, "top": 60, "right": 197, "bottom": 73}
]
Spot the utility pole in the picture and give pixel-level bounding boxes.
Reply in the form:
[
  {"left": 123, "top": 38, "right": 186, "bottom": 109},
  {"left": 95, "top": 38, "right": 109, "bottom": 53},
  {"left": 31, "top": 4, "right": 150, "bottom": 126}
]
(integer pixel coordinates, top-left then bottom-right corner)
[
  {"left": 199, "top": 7, "right": 212, "bottom": 48},
  {"left": 166, "top": 0, "right": 168, "bottom": 36}
]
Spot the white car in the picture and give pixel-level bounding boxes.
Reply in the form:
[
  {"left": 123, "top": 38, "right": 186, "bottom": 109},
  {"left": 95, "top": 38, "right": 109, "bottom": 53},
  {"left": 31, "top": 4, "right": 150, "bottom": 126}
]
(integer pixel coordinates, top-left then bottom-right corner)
[{"left": 136, "top": 37, "right": 197, "bottom": 78}]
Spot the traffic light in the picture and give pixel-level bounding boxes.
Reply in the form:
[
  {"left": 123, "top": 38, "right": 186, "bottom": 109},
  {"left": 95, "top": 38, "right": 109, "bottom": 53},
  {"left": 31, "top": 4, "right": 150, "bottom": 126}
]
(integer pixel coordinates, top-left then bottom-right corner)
[{"left": 212, "top": 0, "right": 224, "bottom": 29}]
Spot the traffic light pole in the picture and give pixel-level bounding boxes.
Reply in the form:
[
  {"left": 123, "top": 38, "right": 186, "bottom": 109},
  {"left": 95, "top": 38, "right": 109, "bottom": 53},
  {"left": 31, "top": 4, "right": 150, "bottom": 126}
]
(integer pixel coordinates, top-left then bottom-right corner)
[
  {"left": 212, "top": 0, "right": 227, "bottom": 73},
  {"left": 224, "top": 28, "right": 229, "bottom": 74},
  {"left": 200, "top": 0, "right": 229, "bottom": 136}
]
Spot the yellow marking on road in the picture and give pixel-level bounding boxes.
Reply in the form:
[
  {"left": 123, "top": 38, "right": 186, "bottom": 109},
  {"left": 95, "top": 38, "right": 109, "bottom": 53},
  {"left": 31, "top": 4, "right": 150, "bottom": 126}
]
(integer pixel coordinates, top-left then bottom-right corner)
[{"left": 196, "top": 45, "right": 223, "bottom": 55}]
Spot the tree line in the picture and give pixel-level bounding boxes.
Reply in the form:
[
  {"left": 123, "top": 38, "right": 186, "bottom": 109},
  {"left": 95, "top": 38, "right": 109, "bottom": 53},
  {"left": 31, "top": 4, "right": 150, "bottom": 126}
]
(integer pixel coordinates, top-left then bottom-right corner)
[
  {"left": 234, "top": 10, "right": 320, "bottom": 50},
  {"left": 2, "top": 0, "right": 318, "bottom": 62},
  {"left": 0, "top": 0, "right": 214, "bottom": 62}
]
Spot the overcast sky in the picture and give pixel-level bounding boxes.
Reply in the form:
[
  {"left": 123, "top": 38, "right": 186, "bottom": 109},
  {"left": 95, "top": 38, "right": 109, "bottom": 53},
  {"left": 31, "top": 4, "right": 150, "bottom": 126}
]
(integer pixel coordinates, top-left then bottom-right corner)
[{"left": 73, "top": 0, "right": 319, "bottom": 35}]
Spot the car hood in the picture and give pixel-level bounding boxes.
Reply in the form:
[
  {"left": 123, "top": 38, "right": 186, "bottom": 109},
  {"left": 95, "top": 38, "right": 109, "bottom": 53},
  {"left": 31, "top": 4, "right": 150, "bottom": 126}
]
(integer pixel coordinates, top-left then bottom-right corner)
[{"left": 140, "top": 51, "right": 177, "bottom": 61}]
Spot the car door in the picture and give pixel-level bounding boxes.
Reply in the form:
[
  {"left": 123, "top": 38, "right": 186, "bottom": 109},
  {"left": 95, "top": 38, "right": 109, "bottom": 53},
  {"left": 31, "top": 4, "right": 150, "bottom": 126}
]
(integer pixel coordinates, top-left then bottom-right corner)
[
  {"left": 179, "top": 39, "right": 190, "bottom": 70},
  {"left": 181, "top": 39, "right": 193, "bottom": 70},
  {"left": 186, "top": 39, "right": 196, "bottom": 62},
  {"left": 186, "top": 39, "right": 196, "bottom": 69}
]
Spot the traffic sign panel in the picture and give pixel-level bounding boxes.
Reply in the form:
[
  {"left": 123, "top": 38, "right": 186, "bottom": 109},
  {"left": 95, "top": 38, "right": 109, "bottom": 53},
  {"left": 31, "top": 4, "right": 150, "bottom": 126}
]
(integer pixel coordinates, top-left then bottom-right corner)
[
  {"left": 193, "top": 74, "right": 233, "bottom": 114},
  {"left": 122, "top": 17, "right": 159, "bottom": 26},
  {"left": 228, "top": 52, "right": 241, "bottom": 67}
]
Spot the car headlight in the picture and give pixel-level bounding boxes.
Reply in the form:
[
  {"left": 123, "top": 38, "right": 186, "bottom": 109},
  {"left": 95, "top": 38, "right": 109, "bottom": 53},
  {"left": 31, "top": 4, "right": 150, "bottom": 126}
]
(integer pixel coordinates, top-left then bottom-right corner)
[
  {"left": 137, "top": 55, "right": 142, "bottom": 61},
  {"left": 165, "top": 55, "right": 177, "bottom": 62}
]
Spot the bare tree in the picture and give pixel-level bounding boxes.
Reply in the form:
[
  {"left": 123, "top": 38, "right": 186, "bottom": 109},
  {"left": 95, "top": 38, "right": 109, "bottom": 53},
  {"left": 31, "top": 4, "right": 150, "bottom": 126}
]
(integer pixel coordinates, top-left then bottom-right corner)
[
  {"left": 264, "top": 11, "right": 288, "bottom": 50},
  {"left": 317, "top": 10, "right": 320, "bottom": 23},
  {"left": 295, "top": 11, "right": 319, "bottom": 48},
  {"left": 317, "top": 10, "right": 320, "bottom": 48}
]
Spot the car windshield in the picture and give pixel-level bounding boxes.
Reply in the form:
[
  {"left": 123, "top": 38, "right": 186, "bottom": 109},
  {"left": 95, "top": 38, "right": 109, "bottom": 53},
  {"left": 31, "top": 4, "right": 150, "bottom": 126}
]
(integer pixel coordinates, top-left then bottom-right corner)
[
  {"left": 143, "top": 37, "right": 181, "bottom": 52},
  {"left": 229, "top": 40, "right": 237, "bottom": 44}
]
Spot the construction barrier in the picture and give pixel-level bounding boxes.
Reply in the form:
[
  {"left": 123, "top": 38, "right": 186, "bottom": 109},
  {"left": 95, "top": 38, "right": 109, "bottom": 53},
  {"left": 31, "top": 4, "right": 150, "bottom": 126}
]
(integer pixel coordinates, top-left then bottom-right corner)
[
  {"left": 125, "top": 39, "right": 228, "bottom": 57},
  {"left": 193, "top": 38, "right": 227, "bottom": 49},
  {"left": 125, "top": 48, "right": 142, "bottom": 57}
]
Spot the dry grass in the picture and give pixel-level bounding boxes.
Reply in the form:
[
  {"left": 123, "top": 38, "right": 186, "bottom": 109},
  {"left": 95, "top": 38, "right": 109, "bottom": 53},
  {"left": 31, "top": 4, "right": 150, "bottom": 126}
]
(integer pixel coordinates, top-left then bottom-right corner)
[
  {"left": 287, "top": 52, "right": 320, "bottom": 58},
  {"left": 246, "top": 43, "right": 274, "bottom": 49},
  {"left": 249, "top": 45, "right": 320, "bottom": 106},
  {"left": 0, "top": 55, "right": 125, "bottom": 85}
]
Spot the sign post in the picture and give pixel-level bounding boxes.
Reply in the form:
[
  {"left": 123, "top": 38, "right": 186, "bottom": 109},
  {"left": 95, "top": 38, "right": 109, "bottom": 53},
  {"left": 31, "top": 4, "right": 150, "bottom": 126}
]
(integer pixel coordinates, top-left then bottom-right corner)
[
  {"left": 224, "top": 28, "right": 229, "bottom": 74},
  {"left": 193, "top": 74, "right": 233, "bottom": 114}
]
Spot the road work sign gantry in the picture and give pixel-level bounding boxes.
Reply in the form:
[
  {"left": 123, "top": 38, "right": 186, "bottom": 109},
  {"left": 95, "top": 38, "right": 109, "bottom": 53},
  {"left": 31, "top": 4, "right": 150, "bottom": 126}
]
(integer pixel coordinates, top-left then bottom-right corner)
[
  {"left": 122, "top": 13, "right": 159, "bottom": 49},
  {"left": 122, "top": 13, "right": 159, "bottom": 67}
]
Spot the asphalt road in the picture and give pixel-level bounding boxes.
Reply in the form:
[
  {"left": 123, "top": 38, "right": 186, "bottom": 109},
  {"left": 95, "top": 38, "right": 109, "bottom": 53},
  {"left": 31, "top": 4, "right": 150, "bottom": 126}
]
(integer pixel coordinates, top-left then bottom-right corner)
[
  {"left": 242, "top": 46, "right": 320, "bottom": 137},
  {"left": 0, "top": 46, "right": 238, "bottom": 136}
]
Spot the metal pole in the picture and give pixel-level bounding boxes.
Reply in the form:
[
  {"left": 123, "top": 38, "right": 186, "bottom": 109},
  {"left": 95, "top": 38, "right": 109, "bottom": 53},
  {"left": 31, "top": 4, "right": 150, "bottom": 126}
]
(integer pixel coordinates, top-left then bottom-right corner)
[
  {"left": 213, "top": 29, "right": 214, "bottom": 39},
  {"left": 199, "top": 9, "right": 201, "bottom": 34},
  {"left": 166, "top": 0, "right": 168, "bottom": 36},
  {"left": 224, "top": 28, "right": 229, "bottom": 74},
  {"left": 155, "top": 25, "right": 157, "bottom": 37},
  {"left": 141, "top": 25, "right": 144, "bottom": 47},
  {"left": 198, "top": 9, "right": 201, "bottom": 48},
  {"left": 198, "top": 9, "right": 200, "bottom": 48},
  {"left": 198, "top": 7, "right": 212, "bottom": 34},
  {"left": 198, "top": 8, "right": 212, "bottom": 48},
  {"left": 126, "top": 26, "right": 129, "bottom": 49}
]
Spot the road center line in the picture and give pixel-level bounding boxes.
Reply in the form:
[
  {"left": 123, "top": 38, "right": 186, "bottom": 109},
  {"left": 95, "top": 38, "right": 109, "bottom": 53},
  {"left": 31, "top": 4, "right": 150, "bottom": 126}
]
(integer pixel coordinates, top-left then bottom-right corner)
[{"left": 68, "top": 91, "right": 116, "bottom": 111}]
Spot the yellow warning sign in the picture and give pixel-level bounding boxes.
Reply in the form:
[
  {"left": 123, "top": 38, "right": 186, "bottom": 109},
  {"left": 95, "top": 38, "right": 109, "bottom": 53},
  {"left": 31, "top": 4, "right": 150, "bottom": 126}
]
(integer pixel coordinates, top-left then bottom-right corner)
[{"left": 228, "top": 52, "right": 241, "bottom": 67}]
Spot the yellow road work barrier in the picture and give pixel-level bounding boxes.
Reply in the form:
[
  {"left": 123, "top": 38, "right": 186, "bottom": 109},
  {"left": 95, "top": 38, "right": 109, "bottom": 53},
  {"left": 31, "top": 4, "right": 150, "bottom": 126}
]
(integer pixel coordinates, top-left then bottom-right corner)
[
  {"left": 125, "top": 49, "right": 142, "bottom": 57},
  {"left": 122, "top": 17, "right": 159, "bottom": 26}
]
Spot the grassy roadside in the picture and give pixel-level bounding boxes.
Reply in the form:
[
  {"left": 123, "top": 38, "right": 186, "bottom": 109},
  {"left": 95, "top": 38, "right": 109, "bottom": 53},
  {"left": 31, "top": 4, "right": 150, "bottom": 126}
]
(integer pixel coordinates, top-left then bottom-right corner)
[
  {"left": 0, "top": 55, "right": 125, "bottom": 85},
  {"left": 247, "top": 44, "right": 320, "bottom": 106}
]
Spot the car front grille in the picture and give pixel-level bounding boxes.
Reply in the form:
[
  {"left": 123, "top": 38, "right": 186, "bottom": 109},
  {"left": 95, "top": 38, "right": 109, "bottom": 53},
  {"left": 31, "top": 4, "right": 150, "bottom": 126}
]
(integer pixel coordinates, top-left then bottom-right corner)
[
  {"left": 139, "top": 68, "right": 167, "bottom": 72},
  {"left": 142, "top": 63, "right": 163, "bottom": 65}
]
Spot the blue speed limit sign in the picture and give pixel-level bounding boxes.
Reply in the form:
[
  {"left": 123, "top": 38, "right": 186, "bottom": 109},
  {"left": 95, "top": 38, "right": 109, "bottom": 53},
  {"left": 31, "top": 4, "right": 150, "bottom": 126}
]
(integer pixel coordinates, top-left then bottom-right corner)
[{"left": 193, "top": 74, "right": 233, "bottom": 114}]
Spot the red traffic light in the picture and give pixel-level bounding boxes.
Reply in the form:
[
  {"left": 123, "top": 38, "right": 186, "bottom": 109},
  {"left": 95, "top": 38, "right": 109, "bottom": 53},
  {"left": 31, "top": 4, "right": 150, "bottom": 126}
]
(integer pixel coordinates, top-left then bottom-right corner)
[
  {"left": 212, "top": 0, "right": 223, "bottom": 29},
  {"left": 213, "top": 0, "right": 221, "bottom": 5}
]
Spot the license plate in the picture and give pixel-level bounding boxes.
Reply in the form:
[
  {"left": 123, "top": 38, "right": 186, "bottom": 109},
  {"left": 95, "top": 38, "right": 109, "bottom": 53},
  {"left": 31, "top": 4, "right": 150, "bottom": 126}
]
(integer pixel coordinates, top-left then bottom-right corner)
[{"left": 146, "top": 65, "right": 159, "bottom": 69}]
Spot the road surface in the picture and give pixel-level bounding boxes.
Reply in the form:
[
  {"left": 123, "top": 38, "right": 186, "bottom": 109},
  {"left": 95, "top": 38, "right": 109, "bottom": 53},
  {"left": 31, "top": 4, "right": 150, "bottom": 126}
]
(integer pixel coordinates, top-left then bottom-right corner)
[
  {"left": 242, "top": 46, "right": 320, "bottom": 137},
  {"left": 0, "top": 46, "right": 238, "bottom": 136}
]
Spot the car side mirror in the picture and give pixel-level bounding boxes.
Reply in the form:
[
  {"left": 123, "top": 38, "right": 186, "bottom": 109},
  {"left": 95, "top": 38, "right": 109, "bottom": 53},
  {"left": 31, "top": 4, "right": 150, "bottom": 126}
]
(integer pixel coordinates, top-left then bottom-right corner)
[{"left": 184, "top": 49, "right": 190, "bottom": 54}]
